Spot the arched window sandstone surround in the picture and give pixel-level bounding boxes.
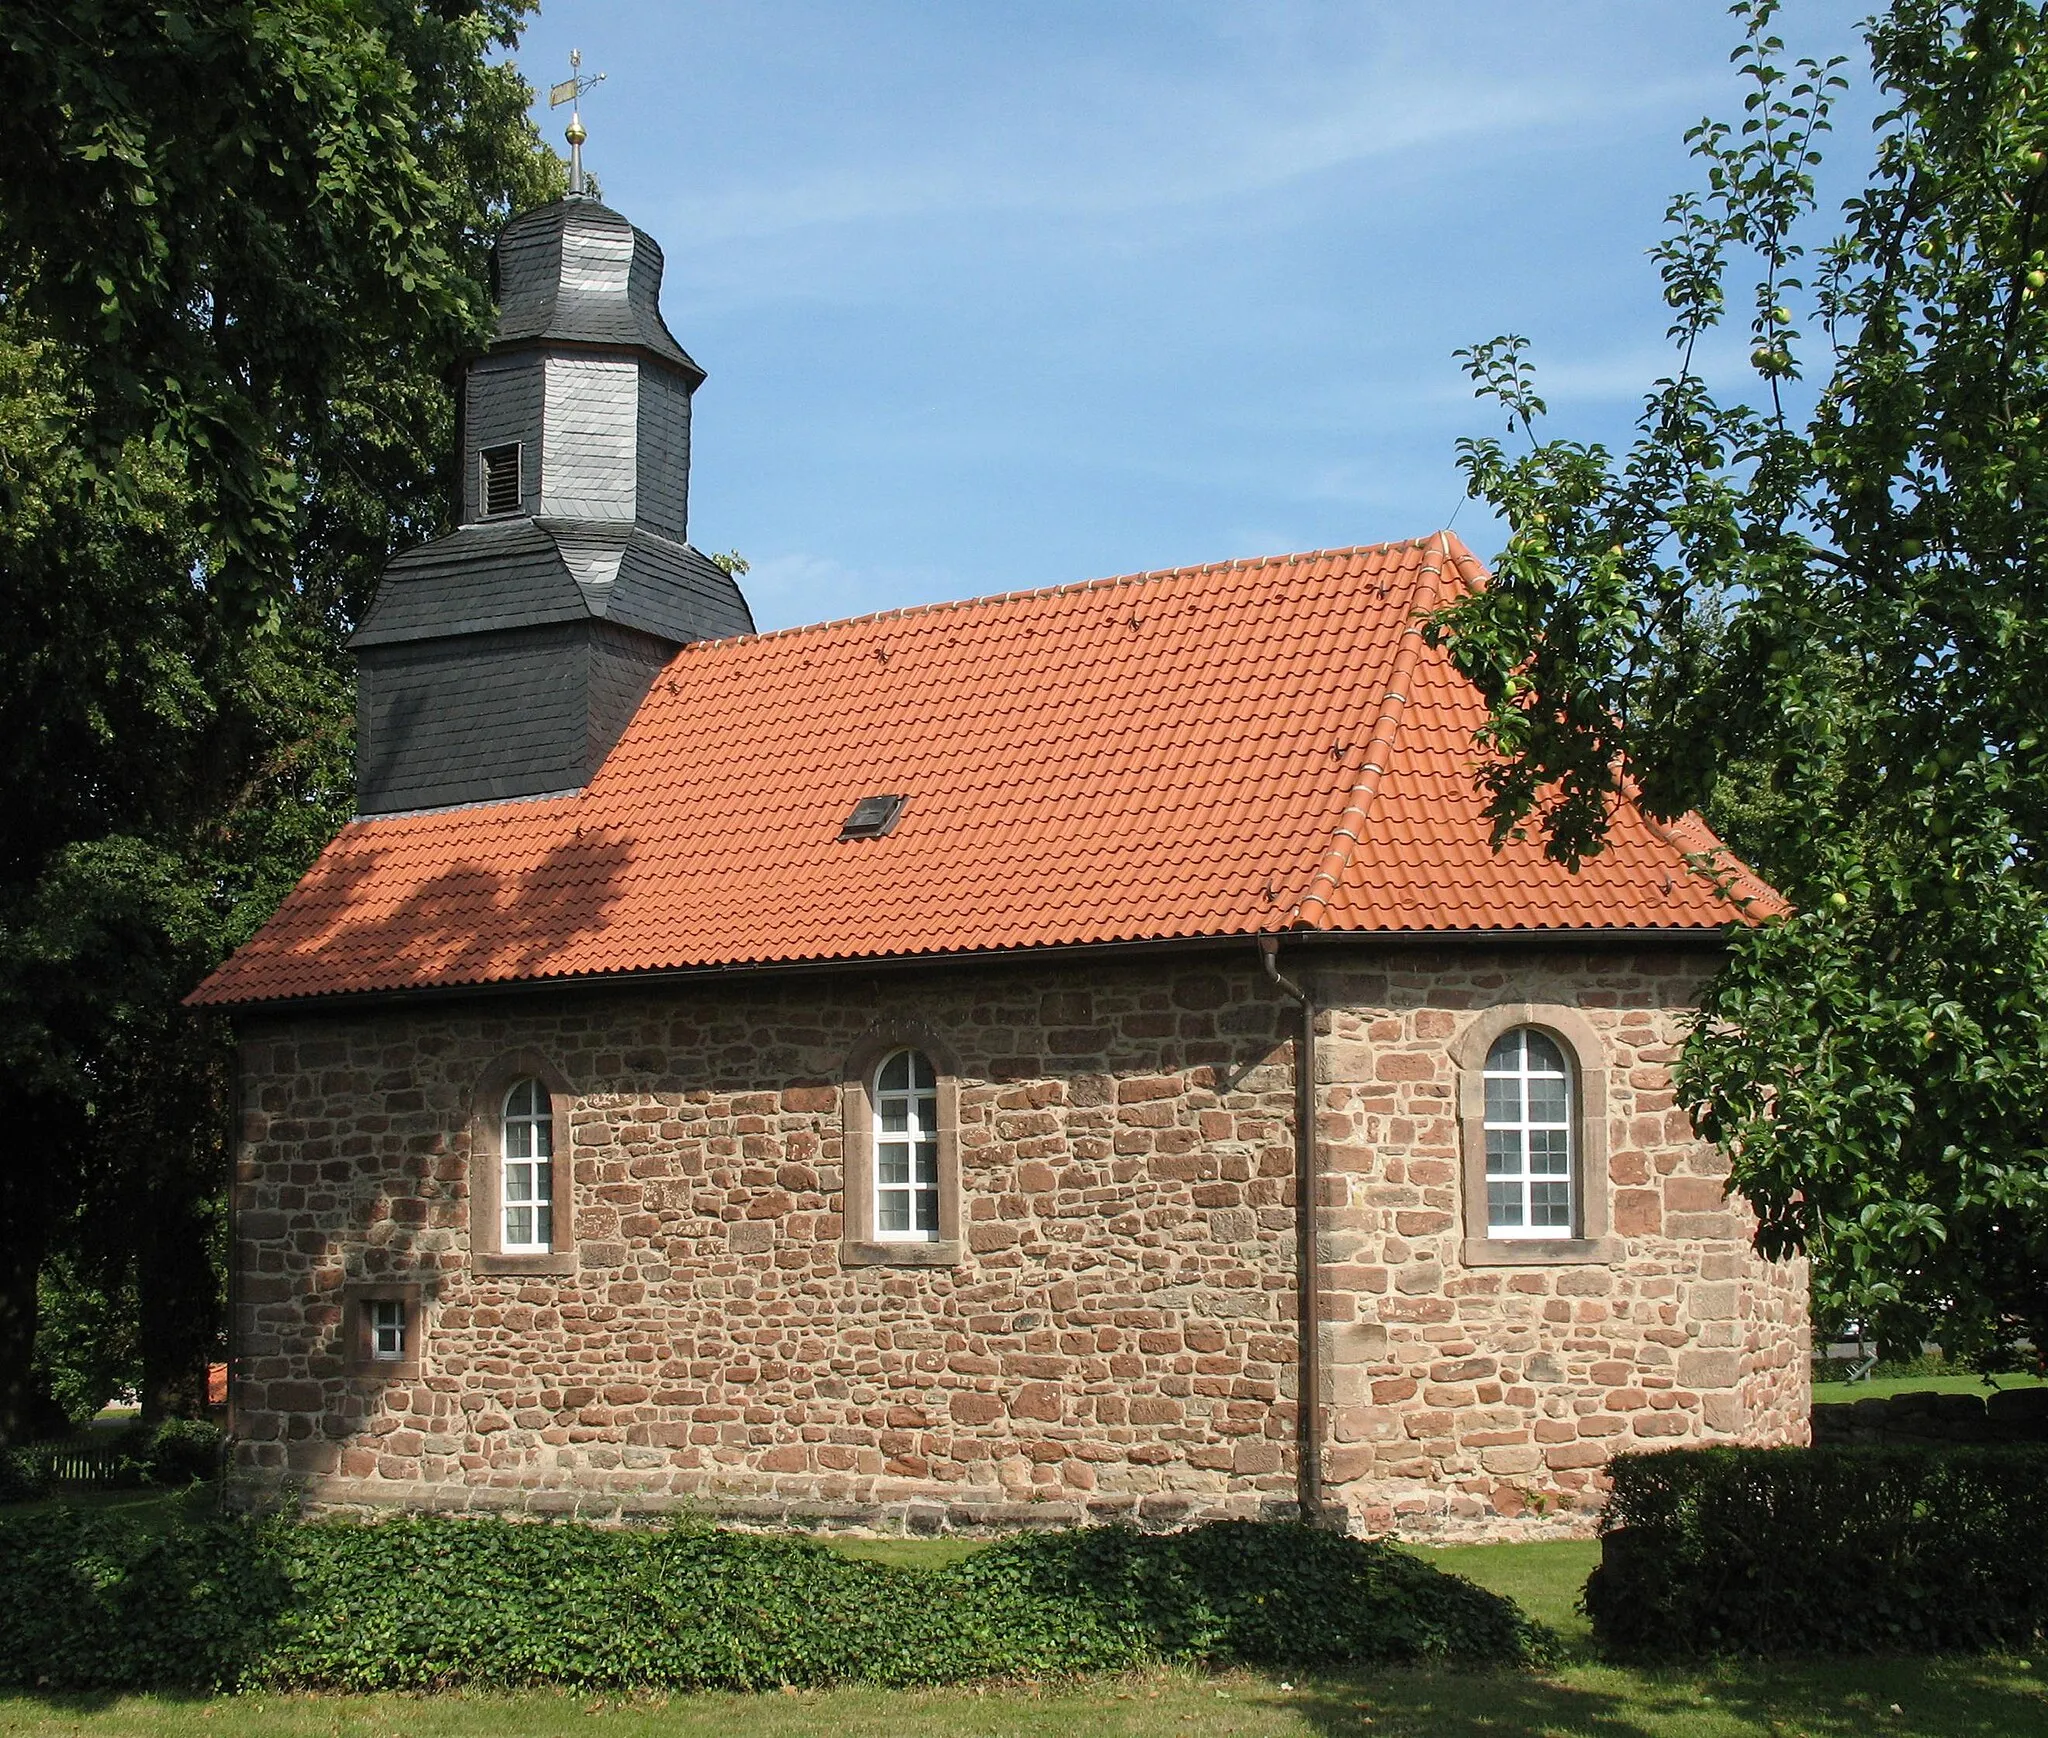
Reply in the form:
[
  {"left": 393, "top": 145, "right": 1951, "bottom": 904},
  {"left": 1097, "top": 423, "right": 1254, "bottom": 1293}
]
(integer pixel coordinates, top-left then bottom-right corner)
[
  {"left": 838, "top": 1026, "right": 964, "bottom": 1268},
  {"left": 1451, "top": 1004, "right": 1621, "bottom": 1267},
  {"left": 465, "top": 1050, "right": 577, "bottom": 1276}
]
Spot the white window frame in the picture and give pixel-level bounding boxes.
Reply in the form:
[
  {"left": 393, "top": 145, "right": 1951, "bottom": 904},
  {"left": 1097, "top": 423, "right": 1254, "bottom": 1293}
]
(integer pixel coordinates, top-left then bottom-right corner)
[
  {"left": 871, "top": 1048, "right": 940, "bottom": 1242},
  {"left": 368, "top": 1298, "right": 407, "bottom": 1362},
  {"left": 1482, "top": 1027, "right": 1576, "bottom": 1239},
  {"left": 501, "top": 1078, "right": 554, "bottom": 1253}
]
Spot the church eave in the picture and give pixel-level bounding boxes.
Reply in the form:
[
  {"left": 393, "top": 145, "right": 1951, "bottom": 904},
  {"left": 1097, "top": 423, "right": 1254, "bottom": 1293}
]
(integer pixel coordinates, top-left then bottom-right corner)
[{"left": 195, "top": 925, "right": 1736, "bottom": 1017}]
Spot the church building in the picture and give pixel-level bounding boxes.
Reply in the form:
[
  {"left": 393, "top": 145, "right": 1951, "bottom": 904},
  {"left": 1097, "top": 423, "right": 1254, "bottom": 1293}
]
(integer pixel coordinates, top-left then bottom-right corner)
[{"left": 193, "top": 187, "right": 1809, "bottom": 1539}]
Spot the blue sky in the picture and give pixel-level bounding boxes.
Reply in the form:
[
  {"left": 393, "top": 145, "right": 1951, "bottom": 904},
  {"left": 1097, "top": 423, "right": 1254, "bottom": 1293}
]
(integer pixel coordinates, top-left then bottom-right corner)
[{"left": 509, "top": 1, "right": 1873, "bottom": 632}]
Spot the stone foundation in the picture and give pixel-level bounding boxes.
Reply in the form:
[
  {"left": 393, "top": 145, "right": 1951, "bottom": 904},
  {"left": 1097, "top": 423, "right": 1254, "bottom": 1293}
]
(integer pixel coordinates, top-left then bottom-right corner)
[
  {"left": 223, "top": 1472, "right": 1286, "bottom": 1536},
  {"left": 228, "top": 945, "right": 1808, "bottom": 1539}
]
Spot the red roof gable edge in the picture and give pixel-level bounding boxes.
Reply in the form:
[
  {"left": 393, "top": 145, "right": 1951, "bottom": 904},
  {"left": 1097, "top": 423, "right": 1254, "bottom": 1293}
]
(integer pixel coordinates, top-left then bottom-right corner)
[{"left": 1294, "top": 532, "right": 1455, "bottom": 927}]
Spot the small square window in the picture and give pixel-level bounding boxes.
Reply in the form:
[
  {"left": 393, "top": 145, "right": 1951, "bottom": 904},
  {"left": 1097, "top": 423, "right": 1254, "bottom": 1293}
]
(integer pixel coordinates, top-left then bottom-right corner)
[
  {"left": 369, "top": 1298, "right": 407, "bottom": 1361},
  {"left": 840, "top": 794, "right": 907, "bottom": 840},
  {"left": 480, "top": 443, "right": 522, "bottom": 517},
  {"left": 345, "top": 1284, "right": 423, "bottom": 1373}
]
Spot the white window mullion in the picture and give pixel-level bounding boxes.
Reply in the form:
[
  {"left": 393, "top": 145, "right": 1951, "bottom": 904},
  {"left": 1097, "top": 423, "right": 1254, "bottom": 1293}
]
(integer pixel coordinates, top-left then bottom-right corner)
[
  {"left": 873, "top": 1049, "right": 940, "bottom": 1241},
  {"left": 369, "top": 1299, "right": 407, "bottom": 1361},
  {"left": 501, "top": 1079, "right": 554, "bottom": 1253},
  {"left": 1483, "top": 1029, "right": 1574, "bottom": 1239}
]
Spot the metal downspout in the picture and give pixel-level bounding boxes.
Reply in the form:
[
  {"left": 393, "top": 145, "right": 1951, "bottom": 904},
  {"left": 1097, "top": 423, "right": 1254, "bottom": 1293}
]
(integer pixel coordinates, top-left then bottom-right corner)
[
  {"left": 1259, "top": 935, "right": 1322, "bottom": 1525},
  {"left": 221, "top": 1029, "right": 240, "bottom": 1507}
]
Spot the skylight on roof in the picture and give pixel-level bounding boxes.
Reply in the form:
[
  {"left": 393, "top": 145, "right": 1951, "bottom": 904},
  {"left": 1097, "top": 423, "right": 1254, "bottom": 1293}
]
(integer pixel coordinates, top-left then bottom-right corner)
[{"left": 840, "top": 794, "right": 906, "bottom": 840}]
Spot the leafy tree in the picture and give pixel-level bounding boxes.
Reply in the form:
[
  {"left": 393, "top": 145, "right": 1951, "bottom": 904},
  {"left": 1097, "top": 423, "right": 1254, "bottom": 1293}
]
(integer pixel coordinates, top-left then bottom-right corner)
[
  {"left": 0, "top": 2, "right": 562, "bottom": 1439},
  {"left": 35, "top": 1254, "right": 142, "bottom": 1425},
  {"left": 1430, "top": 0, "right": 2048, "bottom": 1364}
]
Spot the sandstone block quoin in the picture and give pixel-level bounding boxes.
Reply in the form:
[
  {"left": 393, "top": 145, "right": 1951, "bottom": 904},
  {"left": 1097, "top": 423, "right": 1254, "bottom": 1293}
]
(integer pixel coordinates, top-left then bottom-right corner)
[{"left": 227, "top": 948, "right": 1809, "bottom": 1540}]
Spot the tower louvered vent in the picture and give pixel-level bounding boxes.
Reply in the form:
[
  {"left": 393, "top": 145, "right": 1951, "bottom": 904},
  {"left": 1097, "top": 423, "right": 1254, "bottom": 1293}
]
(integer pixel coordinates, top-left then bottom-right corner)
[{"left": 481, "top": 443, "right": 522, "bottom": 516}]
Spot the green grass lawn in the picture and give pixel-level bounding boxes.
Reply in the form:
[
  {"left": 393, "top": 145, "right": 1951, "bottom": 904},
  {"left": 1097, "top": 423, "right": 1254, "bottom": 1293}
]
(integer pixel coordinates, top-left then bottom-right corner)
[
  {"left": 1420, "top": 1535, "right": 1597, "bottom": 1642},
  {"left": 818, "top": 1534, "right": 988, "bottom": 1570},
  {"left": 0, "top": 1515, "right": 2042, "bottom": 1736},
  {"left": 0, "top": 1485, "right": 213, "bottom": 1532},
  {"left": 0, "top": 1656, "right": 2041, "bottom": 1737},
  {"left": 1811, "top": 1371, "right": 2048, "bottom": 1403}
]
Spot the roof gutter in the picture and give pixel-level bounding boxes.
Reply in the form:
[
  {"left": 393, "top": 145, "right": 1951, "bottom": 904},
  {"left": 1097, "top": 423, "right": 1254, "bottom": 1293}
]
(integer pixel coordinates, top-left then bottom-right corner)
[
  {"left": 1259, "top": 933, "right": 1324, "bottom": 1528},
  {"left": 192, "top": 925, "right": 1736, "bottom": 1018}
]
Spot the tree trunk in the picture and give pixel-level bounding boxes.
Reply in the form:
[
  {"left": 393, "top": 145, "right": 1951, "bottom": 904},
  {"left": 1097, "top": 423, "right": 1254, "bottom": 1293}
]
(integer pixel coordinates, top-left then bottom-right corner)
[
  {"left": 137, "top": 1082, "right": 225, "bottom": 1424},
  {"left": 0, "top": 1186, "right": 64, "bottom": 1446}
]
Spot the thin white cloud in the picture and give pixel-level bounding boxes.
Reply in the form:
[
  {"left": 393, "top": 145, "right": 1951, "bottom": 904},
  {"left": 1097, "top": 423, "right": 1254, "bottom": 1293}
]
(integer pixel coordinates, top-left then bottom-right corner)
[
  {"left": 643, "top": 69, "right": 1717, "bottom": 244},
  {"left": 1389, "top": 334, "right": 1766, "bottom": 415},
  {"left": 741, "top": 551, "right": 973, "bottom": 632}
]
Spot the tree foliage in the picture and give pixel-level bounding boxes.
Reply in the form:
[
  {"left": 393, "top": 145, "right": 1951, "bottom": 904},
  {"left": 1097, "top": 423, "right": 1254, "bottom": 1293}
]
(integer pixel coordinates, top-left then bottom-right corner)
[
  {"left": 0, "top": 2, "right": 562, "bottom": 1435},
  {"left": 1430, "top": 0, "right": 2048, "bottom": 1362},
  {"left": 3, "top": 0, "right": 545, "bottom": 610}
]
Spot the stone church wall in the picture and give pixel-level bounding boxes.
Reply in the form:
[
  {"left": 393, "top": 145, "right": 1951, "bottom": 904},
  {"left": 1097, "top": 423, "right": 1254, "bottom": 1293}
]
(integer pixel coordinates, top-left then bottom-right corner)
[{"left": 227, "top": 945, "right": 1807, "bottom": 1538}]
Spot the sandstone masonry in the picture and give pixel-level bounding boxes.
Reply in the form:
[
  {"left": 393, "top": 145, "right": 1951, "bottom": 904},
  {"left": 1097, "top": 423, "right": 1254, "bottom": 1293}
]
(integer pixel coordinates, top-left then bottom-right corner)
[{"left": 227, "top": 945, "right": 1808, "bottom": 1538}]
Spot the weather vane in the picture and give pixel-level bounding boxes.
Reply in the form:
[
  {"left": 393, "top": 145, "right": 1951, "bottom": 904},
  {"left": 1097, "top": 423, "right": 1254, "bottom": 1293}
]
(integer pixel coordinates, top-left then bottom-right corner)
[{"left": 549, "top": 49, "right": 606, "bottom": 197}]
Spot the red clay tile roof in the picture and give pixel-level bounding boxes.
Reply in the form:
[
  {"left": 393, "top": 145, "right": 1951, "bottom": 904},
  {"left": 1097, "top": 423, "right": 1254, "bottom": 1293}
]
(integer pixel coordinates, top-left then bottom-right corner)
[{"left": 191, "top": 533, "right": 1783, "bottom": 1007}]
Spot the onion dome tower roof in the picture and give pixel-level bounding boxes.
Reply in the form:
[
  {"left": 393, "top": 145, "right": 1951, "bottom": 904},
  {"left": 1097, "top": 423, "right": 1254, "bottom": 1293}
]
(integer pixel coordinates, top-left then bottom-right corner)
[{"left": 491, "top": 197, "right": 705, "bottom": 387}]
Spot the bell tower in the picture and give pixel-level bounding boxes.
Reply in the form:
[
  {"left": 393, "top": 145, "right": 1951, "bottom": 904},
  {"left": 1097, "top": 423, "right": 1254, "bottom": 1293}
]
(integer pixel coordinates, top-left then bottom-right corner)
[{"left": 349, "top": 193, "right": 754, "bottom": 816}]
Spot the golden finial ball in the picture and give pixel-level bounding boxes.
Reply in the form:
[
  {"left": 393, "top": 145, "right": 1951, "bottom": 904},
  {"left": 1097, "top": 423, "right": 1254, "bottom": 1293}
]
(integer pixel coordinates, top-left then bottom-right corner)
[{"left": 565, "top": 118, "right": 587, "bottom": 146}]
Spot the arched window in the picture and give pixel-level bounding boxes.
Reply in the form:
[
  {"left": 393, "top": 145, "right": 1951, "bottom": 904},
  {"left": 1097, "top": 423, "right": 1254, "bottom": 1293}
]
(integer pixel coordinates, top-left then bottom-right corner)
[
  {"left": 501, "top": 1078, "right": 554, "bottom": 1252},
  {"left": 872, "top": 1048, "right": 939, "bottom": 1241},
  {"left": 1483, "top": 1028, "right": 1574, "bottom": 1238}
]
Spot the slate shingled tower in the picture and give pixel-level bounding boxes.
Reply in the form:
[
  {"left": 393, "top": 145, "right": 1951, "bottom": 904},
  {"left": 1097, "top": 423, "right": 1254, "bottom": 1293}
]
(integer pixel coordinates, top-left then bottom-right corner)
[{"left": 350, "top": 196, "right": 754, "bottom": 815}]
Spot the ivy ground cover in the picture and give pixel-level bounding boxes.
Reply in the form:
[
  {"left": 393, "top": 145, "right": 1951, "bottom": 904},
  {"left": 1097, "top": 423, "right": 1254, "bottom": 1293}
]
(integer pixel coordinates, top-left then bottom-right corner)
[{"left": 0, "top": 1533, "right": 2042, "bottom": 1735}]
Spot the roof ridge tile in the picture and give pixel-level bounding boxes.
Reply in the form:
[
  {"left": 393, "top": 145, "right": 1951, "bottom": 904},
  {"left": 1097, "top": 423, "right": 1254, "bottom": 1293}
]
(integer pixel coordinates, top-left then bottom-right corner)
[
  {"left": 1289, "top": 532, "right": 1455, "bottom": 928},
  {"left": 664, "top": 538, "right": 1430, "bottom": 658}
]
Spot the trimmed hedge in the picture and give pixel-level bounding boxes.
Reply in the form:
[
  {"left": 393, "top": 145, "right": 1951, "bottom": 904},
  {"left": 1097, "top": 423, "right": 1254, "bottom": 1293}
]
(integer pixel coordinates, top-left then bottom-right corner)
[
  {"left": 0, "top": 1513, "right": 1554, "bottom": 1691},
  {"left": 1585, "top": 1445, "right": 2048, "bottom": 1656}
]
